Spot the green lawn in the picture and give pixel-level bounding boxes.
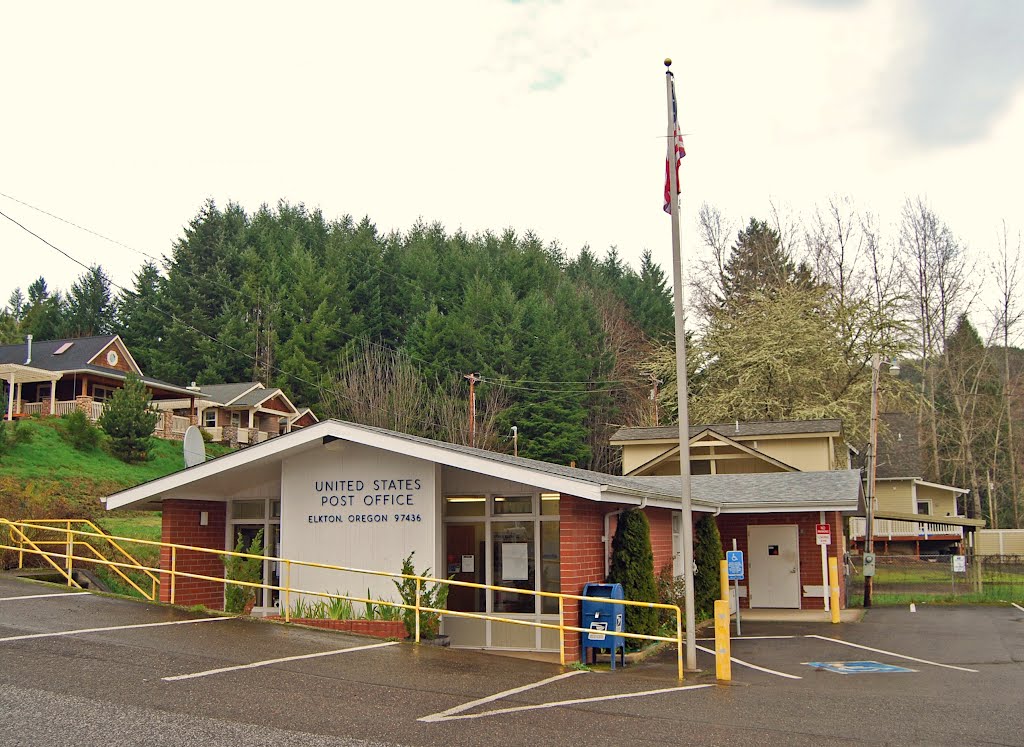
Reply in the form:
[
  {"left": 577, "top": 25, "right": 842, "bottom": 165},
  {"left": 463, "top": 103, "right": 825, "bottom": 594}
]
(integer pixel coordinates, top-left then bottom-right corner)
[{"left": 0, "top": 418, "right": 232, "bottom": 485}]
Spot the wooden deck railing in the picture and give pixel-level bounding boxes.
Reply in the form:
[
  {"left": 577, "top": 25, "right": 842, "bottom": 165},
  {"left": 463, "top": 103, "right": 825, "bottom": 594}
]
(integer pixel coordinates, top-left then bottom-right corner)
[{"left": 849, "top": 516, "right": 964, "bottom": 540}]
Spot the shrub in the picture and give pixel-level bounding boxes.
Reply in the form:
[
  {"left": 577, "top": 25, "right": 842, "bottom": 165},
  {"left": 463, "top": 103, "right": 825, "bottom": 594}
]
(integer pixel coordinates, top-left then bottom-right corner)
[
  {"left": 606, "top": 508, "right": 659, "bottom": 640},
  {"left": 60, "top": 410, "right": 101, "bottom": 451},
  {"left": 393, "top": 551, "right": 450, "bottom": 639},
  {"left": 97, "top": 374, "right": 159, "bottom": 463},
  {"left": 0, "top": 419, "right": 33, "bottom": 457},
  {"left": 223, "top": 529, "right": 264, "bottom": 613},
  {"left": 655, "top": 562, "right": 686, "bottom": 627},
  {"left": 694, "top": 514, "right": 724, "bottom": 618}
]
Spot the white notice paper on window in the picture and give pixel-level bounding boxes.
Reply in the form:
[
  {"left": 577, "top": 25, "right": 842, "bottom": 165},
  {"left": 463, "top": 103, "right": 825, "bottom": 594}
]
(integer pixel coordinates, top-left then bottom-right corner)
[
  {"left": 461, "top": 555, "right": 475, "bottom": 573},
  {"left": 502, "top": 543, "right": 529, "bottom": 581}
]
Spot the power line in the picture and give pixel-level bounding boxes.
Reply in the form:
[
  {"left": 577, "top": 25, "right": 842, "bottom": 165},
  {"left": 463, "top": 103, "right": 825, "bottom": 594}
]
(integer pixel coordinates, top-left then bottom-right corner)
[{"left": 0, "top": 191, "right": 652, "bottom": 389}]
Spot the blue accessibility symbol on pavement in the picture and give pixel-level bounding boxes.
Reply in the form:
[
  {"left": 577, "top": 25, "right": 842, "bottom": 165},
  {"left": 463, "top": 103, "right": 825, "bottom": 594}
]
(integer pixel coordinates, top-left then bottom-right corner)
[{"left": 804, "top": 660, "right": 917, "bottom": 674}]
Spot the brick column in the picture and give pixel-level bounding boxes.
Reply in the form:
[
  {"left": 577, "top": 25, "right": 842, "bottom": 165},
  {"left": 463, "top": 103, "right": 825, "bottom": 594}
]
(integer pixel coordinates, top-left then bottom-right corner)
[
  {"left": 160, "top": 500, "right": 227, "bottom": 609},
  {"left": 559, "top": 495, "right": 612, "bottom": 663},
  {"left": 75, "top": 395, "right": 93, "bottom": 417}
]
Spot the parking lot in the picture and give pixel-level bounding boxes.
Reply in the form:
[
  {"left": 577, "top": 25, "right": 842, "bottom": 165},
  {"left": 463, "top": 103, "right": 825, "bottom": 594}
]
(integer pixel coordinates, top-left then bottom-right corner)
[{"left": 1, "top": 575, "right": 1022, "bottom": 746}]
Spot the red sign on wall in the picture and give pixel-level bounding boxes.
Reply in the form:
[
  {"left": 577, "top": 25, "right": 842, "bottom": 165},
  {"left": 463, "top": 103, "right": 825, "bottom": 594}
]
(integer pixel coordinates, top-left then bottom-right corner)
[{"left": 815, "top": 524, "right": 832, "bottom": 546}]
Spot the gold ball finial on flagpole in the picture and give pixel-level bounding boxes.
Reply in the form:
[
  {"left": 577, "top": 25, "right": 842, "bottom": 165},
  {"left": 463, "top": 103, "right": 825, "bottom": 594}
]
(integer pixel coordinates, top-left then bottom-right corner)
[{"left": 664, "top": 58, "right": 672, "bottom": 67}]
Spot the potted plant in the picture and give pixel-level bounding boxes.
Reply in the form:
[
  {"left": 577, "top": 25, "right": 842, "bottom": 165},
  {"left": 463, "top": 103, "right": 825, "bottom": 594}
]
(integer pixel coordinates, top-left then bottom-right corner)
[{"left": 393, "top": 552, "right": 450, "bottom": 643}]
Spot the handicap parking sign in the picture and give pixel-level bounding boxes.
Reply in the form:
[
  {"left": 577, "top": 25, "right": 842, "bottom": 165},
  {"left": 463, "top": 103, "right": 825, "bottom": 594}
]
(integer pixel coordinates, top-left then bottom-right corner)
[
  {"left": 726, "top": 550, "right": 744, "bottom": 580},
  {"left": 804, "top": 661, "right": 917, "bottom": 674}
]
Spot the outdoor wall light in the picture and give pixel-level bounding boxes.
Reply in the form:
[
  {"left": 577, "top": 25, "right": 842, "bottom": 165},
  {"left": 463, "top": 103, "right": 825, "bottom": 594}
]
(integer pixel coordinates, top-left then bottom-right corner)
[{"left": 888, "top": 358, "right": 901, "bottom": 376}]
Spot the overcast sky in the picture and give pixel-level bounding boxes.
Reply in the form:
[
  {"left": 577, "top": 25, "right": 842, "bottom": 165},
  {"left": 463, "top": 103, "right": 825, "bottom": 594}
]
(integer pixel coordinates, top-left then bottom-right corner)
[{"left": 1, "top": 0, "right": 1020, "bottom": 335}]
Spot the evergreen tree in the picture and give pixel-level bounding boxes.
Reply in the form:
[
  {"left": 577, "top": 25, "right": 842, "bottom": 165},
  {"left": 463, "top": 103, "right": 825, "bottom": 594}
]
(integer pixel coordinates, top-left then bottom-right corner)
[
  {"left": 606, "top": 508, "right": 659, "bottom": 640},
  {"left": 97, "top": 374, "right": 159, "bottom": 463},
  {"left": 21, "top": 277, "right": 64, "bottom": 340},
  {"left": 717, "top": 218, "right": 813, "bottom": 310},
  {"left": 693, "top": 514, "right": 724, "bottom": 618},
  {"left": 63, "top": 266, "right": 115, "bottom": 337},
  {"left": 115, "top": 262, "right": 168, "bottom": 374}
]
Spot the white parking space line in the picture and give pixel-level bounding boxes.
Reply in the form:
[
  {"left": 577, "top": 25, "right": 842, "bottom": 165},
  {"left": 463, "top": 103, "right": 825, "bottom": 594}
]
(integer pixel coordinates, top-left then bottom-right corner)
[
  {"left": 163, "top": 640, "right": 399, "bottom": 682},
  {"left": 423, "top": 683, "right": 713, "bottom": 723},
  {"left": 695, "top": 644, "right": 802, "bottom": 680},
  {"left": 0, "top": 592, "right": 93, "bottom": 602},
  {"left": 1012, "top": 603, "right": 1024, "bottom": 614},
  {"left": 0, "top": 616, "right": 230, "bottom": 643},
  {"left": 806, "top": 635, "right": 978, "bottom": 673},
  {"left": 420, "top": 670, "right": 584, "bottom": 722}
]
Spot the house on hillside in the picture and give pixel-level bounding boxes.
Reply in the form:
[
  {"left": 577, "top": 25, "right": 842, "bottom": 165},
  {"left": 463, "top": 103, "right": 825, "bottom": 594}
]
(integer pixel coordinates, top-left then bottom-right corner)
[
  {"left": 0, "top": 335, "right": 199, "bottom": 436},
  {"left": 151, "top": 382, "right": 315, "bottom": 446},
  {"left": 848, "top": 413, "right": 980, "bottom": 556},
  {"left": 609, "top": 419, "right": 854, "bottom": 610}
]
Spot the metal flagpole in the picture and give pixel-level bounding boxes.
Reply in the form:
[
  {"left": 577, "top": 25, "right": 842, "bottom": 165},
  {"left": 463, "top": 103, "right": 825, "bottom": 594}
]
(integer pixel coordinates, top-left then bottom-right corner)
[{"left": 664, "top": 58, "right": 697, "bottom": 671}]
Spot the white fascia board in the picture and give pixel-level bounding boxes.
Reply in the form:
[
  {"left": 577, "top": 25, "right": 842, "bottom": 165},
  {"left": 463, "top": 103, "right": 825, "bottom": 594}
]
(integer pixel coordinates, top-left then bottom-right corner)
[
  {"left": 914, "top": 479, "right": 970, "bottom": 495},
  {"left": 717, "top": 503, "right": 858, "bottom": 513},
  {"left": 105, "top": 420, "right": 608, "bottom": 510}
]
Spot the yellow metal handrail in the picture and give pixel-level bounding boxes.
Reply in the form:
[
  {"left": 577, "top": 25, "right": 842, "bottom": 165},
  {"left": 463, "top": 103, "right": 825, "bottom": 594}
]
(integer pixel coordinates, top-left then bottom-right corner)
[
  {"left": 0, "top": 519, "right": 685, "bottom": 679},
  {"left": 10, "top": 519, "right": 159, "bottom": 600}
]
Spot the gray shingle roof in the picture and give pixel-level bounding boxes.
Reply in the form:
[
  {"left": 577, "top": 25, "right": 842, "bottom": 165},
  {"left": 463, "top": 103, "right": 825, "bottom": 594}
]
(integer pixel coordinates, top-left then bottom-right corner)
[
  {"left": 626, "top": 470, "right": 863, "bottom": 506},
  {"left": 0, "top": 335, "right": 116, "bottom": 371},
  {"left": 197, "top": 382, "right": 263, "bottom": 405},
  {"left": 876, "top": 413, "right": 923, "bottom": 479},
  {"left": 610, "top": 419, "right": 844, "bottom": 442},
  {"left": 339, "top": 422, "right": 860, "bottom": 507},
  {"left": 0, "top": 335, "right": 194, "bottom": 395}
]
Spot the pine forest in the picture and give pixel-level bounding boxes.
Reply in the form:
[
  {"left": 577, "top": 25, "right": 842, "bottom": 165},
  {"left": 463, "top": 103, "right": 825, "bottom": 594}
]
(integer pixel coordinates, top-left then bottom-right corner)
[{"left": 2, "top": 196, "right": 1021, "bottom": 528}]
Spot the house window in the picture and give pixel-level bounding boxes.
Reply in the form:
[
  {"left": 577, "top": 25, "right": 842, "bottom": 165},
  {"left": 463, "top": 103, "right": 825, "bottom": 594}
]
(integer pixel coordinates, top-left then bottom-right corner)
[
  {"left": 92, "top": 385, "right": 116, "bottom": 402},
  {"left": 230, "top": 412, "right": 241, "bottom": 428},
  {"left": 203, "top": 410, "right": 217, "bottom": 428},
  {"left": 916, "top": 500, "right": 932, "bottom": 515}
]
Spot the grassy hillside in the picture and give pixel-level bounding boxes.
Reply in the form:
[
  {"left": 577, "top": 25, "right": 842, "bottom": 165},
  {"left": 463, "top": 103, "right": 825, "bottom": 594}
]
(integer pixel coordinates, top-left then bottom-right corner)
[{"left": 0, "top": 417, "right": 232, "bottom": 520}]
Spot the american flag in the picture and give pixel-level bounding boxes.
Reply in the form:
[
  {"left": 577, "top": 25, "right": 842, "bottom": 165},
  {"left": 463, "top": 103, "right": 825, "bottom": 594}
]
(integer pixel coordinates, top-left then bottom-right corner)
[{"left": 663, "top": 75, "right": 686, "bottom": 215}]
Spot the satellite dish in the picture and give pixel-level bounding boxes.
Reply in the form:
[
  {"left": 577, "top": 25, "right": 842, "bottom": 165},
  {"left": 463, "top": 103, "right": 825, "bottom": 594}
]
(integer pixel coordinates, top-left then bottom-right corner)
[{"left": 183, "top": 425, "right": 207, "bottom": 468}]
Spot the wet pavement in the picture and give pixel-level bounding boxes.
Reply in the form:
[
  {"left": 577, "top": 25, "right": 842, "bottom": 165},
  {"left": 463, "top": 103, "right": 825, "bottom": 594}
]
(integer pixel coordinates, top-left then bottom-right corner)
[{"left": 1, "top": 575, "right": 1022, "bottom": 746}]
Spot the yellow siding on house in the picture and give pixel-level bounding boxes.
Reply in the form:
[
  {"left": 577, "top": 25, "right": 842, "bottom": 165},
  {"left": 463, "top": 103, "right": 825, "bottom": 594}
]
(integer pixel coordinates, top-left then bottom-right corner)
[
  {"left": 915, "top": 483, "right": 960, "bottom": 518},
  {"left": 976, "top": 530, "right": 1024, "bottom": 555},
  {"left": 621, "top": 443, "right": 674, "bottom": 474},
  {"left": 753, "top": 437, "right": 831, "bottom": 472},
  {"left": 874, "top": 480, "right": 915, "bottom": 514},
  {"left": 715, "top": 458, "right": 786, "bottom": 475}
]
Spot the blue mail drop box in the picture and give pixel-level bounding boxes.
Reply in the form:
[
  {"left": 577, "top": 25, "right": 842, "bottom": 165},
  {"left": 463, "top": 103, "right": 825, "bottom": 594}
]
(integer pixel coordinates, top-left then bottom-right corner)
[{"left": 581, "top": 582, "right": 626, "bottom": 670}]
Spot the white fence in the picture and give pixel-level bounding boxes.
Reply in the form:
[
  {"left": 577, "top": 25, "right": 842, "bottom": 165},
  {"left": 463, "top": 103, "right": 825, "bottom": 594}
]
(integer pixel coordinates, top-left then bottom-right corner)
[{"left": 849, "top": 517, "right": 964, "bottom": 540}]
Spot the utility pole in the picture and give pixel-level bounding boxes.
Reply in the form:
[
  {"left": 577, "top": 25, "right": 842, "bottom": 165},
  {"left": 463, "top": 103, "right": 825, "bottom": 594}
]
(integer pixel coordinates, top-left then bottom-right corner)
[
  {"left": 864, "top": 354, "right": 880, "bottom": 608},
  {"left": 511, "top": 425, "right": 518, "bottom": 457},
  {"left": 649, "top": 374, "right": 661, "bottom": 426},
  {"left": 464, "top": 373, "right": 481, "bottom": 447}
]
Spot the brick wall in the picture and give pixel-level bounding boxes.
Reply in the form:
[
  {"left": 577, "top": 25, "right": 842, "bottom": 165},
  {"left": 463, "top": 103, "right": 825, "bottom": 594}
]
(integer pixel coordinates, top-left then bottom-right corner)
[
  {"left": 716, "top": 511, "right": 844, "bottom": 610},
  {"left": 160, "top": 500, "right": 227, "bottom": 609},
  {"left": 558, "top": 498, "right": 679, "bottom": 662}
]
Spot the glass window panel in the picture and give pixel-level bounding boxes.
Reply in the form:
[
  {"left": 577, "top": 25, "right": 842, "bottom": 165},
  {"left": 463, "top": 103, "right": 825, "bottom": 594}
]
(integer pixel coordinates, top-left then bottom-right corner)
[
  {"left": 493, "top": 495, "right": 533, "bottom": 515},
  {"left": 445, "top": 495, "right": 486, "bottom": 517},
  {"left": 445, "top": 523, "right": 486, "bottom": 613},
  {"left": 540, "top": 493, "right": 560, "bottom": 516},
  {"left": 540, "top": 521, "right": 560, "bottom": 614},
  {"left": 232, "top": 500, "right": 265, "bottom": 520},
  {"left": 492, "top": 521, "right": 535, "bottom": 614},
  {"left": 271, "top": 500, "right": 282, "bottom": 519}
]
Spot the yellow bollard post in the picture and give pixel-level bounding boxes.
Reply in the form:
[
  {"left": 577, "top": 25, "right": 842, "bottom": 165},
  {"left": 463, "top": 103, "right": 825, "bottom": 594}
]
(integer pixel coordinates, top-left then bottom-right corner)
[
  {"left": 284, "top": 560, "right": 292, "bottom": 622},
  {"left": 414, "top": 577, "right": 422, "bottom": 643},
  {"left": 719, "top": 559, "right": 730, "bottom": 603},
  {"left": 676, "top": 607, "right": 684, "bottom": 681},
  {"left": 558, "top": 596, "right": 565, "bottom": 666},
  {"left": 828, "top": 556, "right": 841, "bottom": 624},
  {"left": 714, "top": 599, "right": 731, "bottom": 681},
  {"left": 170, "top": 546, "right": 177, "bottom": 605},
  {"left": 66, "top": 527, "right": 73, "bottom": 586}
]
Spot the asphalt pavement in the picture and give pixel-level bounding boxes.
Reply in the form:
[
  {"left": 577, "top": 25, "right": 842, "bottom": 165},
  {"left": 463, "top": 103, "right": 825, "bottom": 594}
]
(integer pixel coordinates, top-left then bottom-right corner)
[{"left": 1, "top": 575, "right": 1022, "bottom": 746}]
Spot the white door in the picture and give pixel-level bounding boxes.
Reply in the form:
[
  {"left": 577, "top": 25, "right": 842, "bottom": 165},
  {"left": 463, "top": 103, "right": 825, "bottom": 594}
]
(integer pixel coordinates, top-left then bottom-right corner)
[{"left": 747, "top": 525, "right": 800, "bottom": 608}]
